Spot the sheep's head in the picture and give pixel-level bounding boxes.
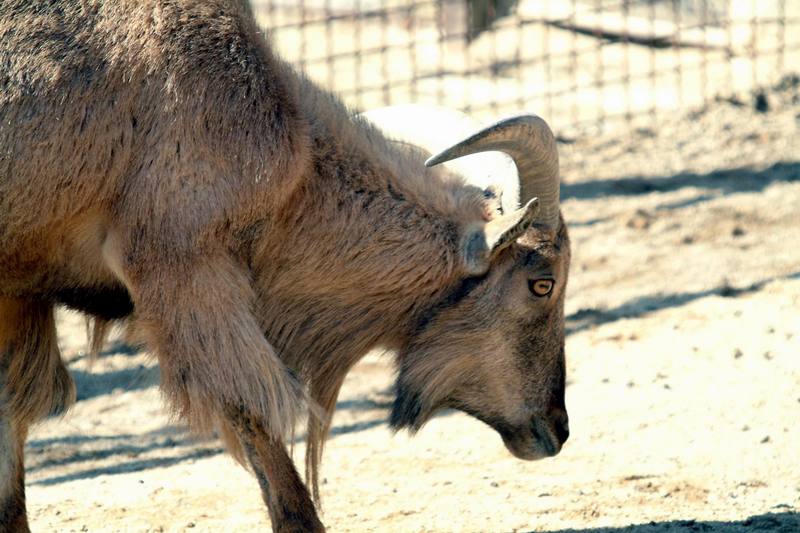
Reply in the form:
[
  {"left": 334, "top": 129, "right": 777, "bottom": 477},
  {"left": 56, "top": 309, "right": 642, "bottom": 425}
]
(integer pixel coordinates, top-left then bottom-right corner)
[{"left": 368, "top": 109, "right": 570, "bottom": 460}]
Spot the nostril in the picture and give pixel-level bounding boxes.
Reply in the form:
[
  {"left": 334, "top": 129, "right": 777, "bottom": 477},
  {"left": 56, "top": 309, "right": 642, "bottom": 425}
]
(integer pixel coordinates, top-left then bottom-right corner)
[
  {"left": 554, "top": 418, "right": 569, "bottom": 444},
  {"left": 548, "top": 408, "right": 570, "bottom": 445}
]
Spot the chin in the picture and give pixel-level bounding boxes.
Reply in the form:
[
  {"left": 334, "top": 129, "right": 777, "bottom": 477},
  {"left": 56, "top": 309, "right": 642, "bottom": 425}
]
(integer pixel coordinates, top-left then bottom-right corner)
[{"left": 501, "top": 435, "right": 557, "bottom": 461}]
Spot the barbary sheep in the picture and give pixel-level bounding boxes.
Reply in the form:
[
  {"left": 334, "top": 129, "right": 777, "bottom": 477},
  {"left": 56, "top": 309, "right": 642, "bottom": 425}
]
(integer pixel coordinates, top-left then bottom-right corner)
[{"left": 0, "top": 1, "right": 570, "bottom": 531}]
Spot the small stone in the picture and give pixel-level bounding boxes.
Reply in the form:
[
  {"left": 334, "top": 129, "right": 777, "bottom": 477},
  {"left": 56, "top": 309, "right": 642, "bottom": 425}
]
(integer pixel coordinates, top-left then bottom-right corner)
[
  {"left": 761, "top": 436, "right": 770, "bottom": 444},
  {"left": 742, "top": 425, "right": 750, "bottom": 431},
  {"left": 731, "top": 226, "right": 746, "bottom": 237},
  {"left": 754, "top": 91, "right": 770, "bottom": 112},
  {"left": 734, "top": 348, "right": 743, "bottom": 359},
  {"left": 186, "top": 523, "right": 195, "bottom": 529},
  {"left": 627, "top": 209, "right": 653, "bottom": 230},
  {"left": 490, "top": 481, "right": 499, "bottom": 488}
]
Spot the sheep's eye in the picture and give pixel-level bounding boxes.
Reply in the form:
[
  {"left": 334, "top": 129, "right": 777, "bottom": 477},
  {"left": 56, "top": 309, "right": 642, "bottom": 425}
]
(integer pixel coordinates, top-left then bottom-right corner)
[{"left": 529, "top": 279, "right": 554, "bottom": 297}]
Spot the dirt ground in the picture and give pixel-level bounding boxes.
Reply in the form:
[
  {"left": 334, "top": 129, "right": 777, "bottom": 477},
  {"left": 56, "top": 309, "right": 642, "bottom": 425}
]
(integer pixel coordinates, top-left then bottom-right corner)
[{"left": 23, "top": 79, "right": 800, "bottom": 532}]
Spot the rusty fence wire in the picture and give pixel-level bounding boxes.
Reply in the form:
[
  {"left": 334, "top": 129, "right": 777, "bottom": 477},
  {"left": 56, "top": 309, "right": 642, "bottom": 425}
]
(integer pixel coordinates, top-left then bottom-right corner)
[{"left": 251, "top": 0, "right": 800, "bottom": 136}]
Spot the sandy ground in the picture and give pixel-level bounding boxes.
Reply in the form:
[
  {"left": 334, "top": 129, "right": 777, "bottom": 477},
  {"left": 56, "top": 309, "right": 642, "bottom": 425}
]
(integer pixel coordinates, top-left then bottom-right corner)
[{"left": 22, "top": 79, "right": 800, "bottom": 532}]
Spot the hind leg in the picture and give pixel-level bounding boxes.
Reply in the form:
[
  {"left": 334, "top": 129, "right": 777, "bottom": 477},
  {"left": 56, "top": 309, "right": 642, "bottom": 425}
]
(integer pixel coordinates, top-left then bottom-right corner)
[
  {"left": 0, "top": 418, "right": 27, "bottom": 533},
  {"left": 0, "top": 298, "right": 76, "bottom": 533}
]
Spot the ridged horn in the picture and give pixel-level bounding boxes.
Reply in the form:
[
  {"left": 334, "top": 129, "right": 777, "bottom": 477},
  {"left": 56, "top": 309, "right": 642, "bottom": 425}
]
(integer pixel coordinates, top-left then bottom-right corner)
[{"left": 425, "top": 115, "right": 560, "bottom": 228}]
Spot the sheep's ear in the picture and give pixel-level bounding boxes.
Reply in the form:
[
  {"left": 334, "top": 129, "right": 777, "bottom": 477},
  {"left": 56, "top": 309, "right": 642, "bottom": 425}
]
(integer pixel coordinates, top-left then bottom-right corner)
[
  {"left": 461, "top": 198, "right": 540, "bottom": 275},
  {"left": 485, "top": 197, "right": 539, "bottom": 252}
]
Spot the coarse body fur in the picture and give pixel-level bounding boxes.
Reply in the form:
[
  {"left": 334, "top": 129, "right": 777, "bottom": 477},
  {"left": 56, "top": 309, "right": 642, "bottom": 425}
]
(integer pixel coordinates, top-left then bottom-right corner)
[{"left": 0, "top": 1, "right": 571, "bottom": 531}]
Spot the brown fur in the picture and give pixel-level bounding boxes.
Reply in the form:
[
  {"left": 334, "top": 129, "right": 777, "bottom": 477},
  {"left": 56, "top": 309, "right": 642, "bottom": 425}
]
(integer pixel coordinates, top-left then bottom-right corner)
[
  {"left": 0, "top": 420, "right": 28, "bottom": 533},
  {"left": 1, "top": 298, "right": 65, "bottom": 533},
  {"left": 0, "top": 1, "right": 571, "bottom": 530}
]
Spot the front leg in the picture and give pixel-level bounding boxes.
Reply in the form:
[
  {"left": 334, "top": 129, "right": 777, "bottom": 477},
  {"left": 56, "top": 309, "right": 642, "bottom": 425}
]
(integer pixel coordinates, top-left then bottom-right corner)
[
  {"left": 104, "top": 241, "right": 315, "bottom": 530},
  {"left": 105, "top": 243, "right": 306, "bottom": 439},
  {"left": 229, "top": 409, "right": 325, "bottom": 533}
]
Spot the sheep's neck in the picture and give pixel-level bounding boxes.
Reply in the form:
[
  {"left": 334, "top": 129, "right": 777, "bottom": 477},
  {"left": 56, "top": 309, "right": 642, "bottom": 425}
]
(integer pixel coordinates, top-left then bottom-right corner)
[{"left": 262, "top": 91, "right": 482, "bottom": 379}]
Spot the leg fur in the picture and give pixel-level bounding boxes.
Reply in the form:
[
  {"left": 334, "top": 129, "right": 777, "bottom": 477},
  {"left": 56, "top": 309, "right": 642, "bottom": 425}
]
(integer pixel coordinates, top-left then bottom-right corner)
[
  {"left": 0, "top": 299, "right": 76, "bottom": 425},
  {"left": 120, "top": 254, "right": 306, "bottom": 439},
  {"left": 1, "top": 298, "right": 74, "bottom": 533},
  {"left": 146, "top": 271, "right": 320, "bottom": 533},
  {"left": 107, "top": 234, "right": 312, "bottom": 528},
  {"left": 228, "top": 408, "right": 325, "bottom": 533}
]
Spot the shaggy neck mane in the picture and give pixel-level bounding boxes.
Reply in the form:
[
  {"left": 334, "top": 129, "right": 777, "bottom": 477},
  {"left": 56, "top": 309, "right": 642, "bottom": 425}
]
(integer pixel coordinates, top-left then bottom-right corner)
[
  {"left": 254, "top": 70, "right": 488, "bottom": 499},
  {"left": 302, "top": 75, "right": 484, "bottom": 219}
]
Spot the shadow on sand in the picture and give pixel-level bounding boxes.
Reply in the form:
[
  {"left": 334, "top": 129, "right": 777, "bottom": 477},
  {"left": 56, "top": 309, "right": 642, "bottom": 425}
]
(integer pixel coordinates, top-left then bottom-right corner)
[
  {"left": 532, "top": 511, "right": 799, "bottom": 533},
  {"left": 566, "top": 271, "right": 800, "bottom": 336},
  {"left": 27, "top": 418, "right": 391, "bottom": 486},
  {"left": 27, "top": 405, "right": 393, "bottom": 486},
  {"left": 561, "top": 161, "right": 800, "bottom": 203}
]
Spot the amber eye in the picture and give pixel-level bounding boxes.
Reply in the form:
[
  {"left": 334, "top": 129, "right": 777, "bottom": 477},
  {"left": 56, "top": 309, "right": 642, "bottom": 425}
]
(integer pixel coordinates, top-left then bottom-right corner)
[{"left": 529, "top": 279, "right": 554, "bottom": 297}]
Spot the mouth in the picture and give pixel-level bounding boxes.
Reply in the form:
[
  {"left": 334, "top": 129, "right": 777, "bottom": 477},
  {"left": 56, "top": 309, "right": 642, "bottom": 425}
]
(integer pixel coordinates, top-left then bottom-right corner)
[
  {"left": 446, "top": 401, "right": 568, "bottom": 460},
  {"left": 498, "top": 417, "right": 566, "bottom": 460}
]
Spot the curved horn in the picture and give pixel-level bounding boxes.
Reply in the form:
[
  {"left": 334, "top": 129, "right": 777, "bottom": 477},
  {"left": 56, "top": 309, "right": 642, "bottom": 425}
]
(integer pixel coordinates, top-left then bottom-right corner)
[{"left": 425, "top": 115, "right": 560, "bottom": 228}]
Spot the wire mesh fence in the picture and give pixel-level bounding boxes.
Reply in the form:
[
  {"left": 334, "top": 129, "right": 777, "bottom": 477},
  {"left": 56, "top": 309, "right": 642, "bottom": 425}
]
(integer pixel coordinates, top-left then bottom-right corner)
[{"left": 250, "top": 0, "right": 800, "bottom": 135}]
